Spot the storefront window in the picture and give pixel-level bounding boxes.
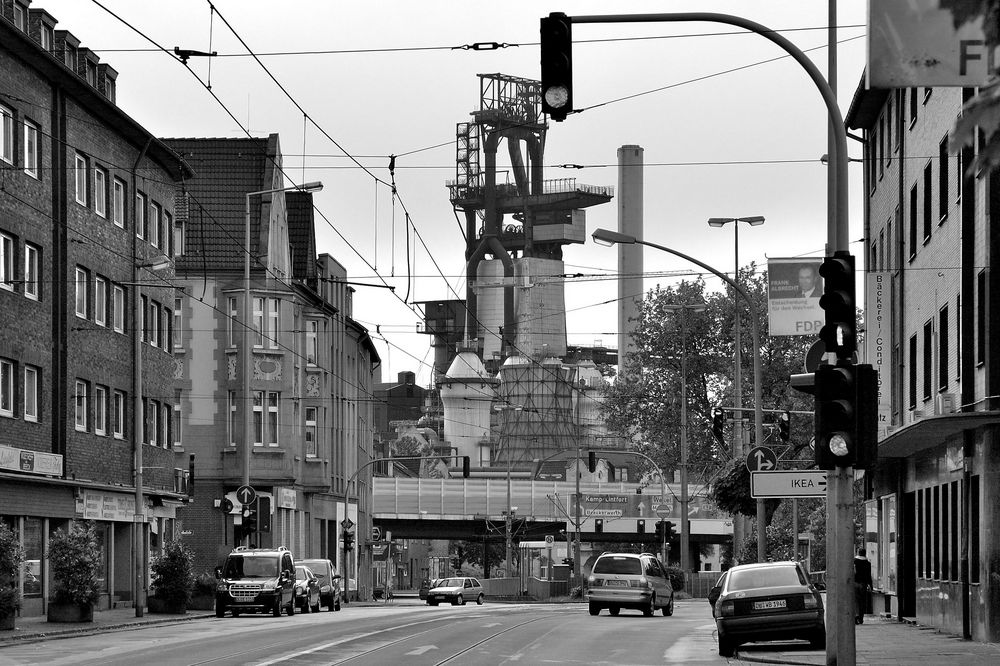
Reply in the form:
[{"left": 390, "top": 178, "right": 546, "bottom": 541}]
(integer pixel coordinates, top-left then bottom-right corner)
[
  {"left": 882, "top": 495, "right": 897, "bottom": 594},
  {"left": 22, "top": 518, "right": 43, "bottom": 598}
]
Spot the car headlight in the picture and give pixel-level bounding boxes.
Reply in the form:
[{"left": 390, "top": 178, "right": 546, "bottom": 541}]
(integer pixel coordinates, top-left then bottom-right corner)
[
  {"left": 216, "top": 583, "right": 228, "bottom": 592},
  {"left": 587, "top": 575, "right": 595, "bottom": 583}
]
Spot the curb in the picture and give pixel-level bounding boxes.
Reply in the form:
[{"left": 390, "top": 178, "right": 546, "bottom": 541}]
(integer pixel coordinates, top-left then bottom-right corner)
[
  {"left": 735, "top": 653, "right": 820, "bottom": 666},
  {"left": 0, "top": 612, "right": 214, "bottom": 647}
]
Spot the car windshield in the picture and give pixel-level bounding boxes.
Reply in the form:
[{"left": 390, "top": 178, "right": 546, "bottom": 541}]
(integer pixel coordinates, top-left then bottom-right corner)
[
  {"left": 223, "top": 555, "right": 278, "bottom": 579},
  {"left": 302, "top": 562, "right": 329, "bottom": 580},
  {"left": 593, "top": 556, "right": 642, "bottom": 575},
  {"left": 728, "top": 566, "right": 804, "bottom": 590},
  {"left": 295, "top": 567, "right": 312, "bottom": 581},
  {"left": 438, "top": 578, "right": 464, "bottom": 587}
]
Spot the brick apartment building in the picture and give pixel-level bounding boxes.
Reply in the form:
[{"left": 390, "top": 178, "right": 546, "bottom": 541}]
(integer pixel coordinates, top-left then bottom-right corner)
[
  {"left": 0, "top": 1, "right": 192, "bottom": 616},
  {"left": 847, "top": 81, "right": 1000, "bottom": 641},
  {"left": 164, "top": 136, "right": 380, "bottom": 596}
]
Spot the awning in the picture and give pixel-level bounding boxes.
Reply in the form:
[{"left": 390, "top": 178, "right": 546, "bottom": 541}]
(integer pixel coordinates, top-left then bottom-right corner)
[{"left": 879, "top": 411, "right": 1000, "bottom": 458}]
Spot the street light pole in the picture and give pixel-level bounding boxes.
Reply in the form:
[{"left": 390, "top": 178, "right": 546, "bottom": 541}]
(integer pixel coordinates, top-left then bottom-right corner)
[{"left": 242, "top": 181, "right": 322, "bottom": 548}]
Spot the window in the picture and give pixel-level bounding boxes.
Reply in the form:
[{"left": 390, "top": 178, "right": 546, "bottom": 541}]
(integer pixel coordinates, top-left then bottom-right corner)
[
  {"left": 75, "top": 153, "right": 88, "bottom": 205},
  {"left": 173, "top": 297, "right": 182, "bottom": 348},
  {"left": 0, "top": 232, "right": 13, "bottom": 291},
  {"left": 23, "top": 120, "right": 38, "bottom": 178},
  {"left": 164, "top": 212, "right": 174, "bottom": 257},
  {"left": 922, "top": 321, "right": 933, "bottom": 401},
  {"left": 24, "top": 242, "right": 39, "bottom": 300},
  {"left": 938, "top": 137, "right": 949, "bottom": 222},
  {"left": 267, "top": 392, "right": 279, "bottom": 446},
  {"left": 161, "top": 402, "right": 170, "bottom": 449},
  {"left": 41, "top": 24, "right": 54, "bottom": 51},
  {"left": 113, "top": 178, "right": 126, "bottom": 228},
  {"left": 950, "top": 481, "right": 959, "bottom": 581},
  {"left": 113, "top": 285, "right": 125, "bottom": 333},
  {"left": 228, "top": 390, "right": 237, "bottom": 447},
  {"left": 922, "top": 163, "right": 932, "bottom": 242},
  {"left": 867, "top": 134, "right": 877, "bottom": 192},
  {"left": 924, "top": 87, "right": 933, "bottom": 104},
  {"left": 227, "top": 297, "right": 238, "bottom": 347},
  {"left": 267, "top": 298, "right": 280, "bottom": 349},
  {"left": 977, "top": 270, "right": 986, "bottom": 364},
  {"left": 0, "top": 358, "right": 13, "bottom": 417},
  {"left": 164, "top": 306, "right": 172, "bottom": 351},
  {"left": 253, "top": 390, "right": 281, "bottom": 446},
  {"left": 149, "top": 202, "right": 161, "bottom": 248},
  {"left": 305, "top": 407, "right": 317, "bottom": 457},
  {"left": 12, "top": 2, "right": 24, "bottom": 31},
  {"left": 139, "top": 295, "right": 147, "bottom": 342},
  {"left": 149, "top": 399, "right": 159, "bottom": 446},
  {"left": 113, "top": 390, "right": 125, "bottom": 438},
  {"left": 253, "top": 297, "right": 265, "bottom": 347},
  {"left": 878, "top": 114, "right": 885, "bottom": 178},
  {"left": 908, "top": 185, "right": 917, "bottom": 260},
  {"left": 94, "top": 276, "right": 107, "bottom": 326},
  {"left": 173, "top": 389, "right": 182, "bottom": 448},
  {"left": 909, "top": 87, "right": 918, "bottom": 127},
  {"left": 149, "top": 299, "right": 160, "bottom": 348},
  {"left": 94, "top": 167, "right": 107, "bottom": 218},
  {"left": 94, "top": 385, "right": 107, "bottom": 436},
  {"left": 909, "top": 335, "right": 917, "bottom": 410},
  {"left": 23, "top": 365, "right": 38, "bottom": 422},
  {"left": 75, "top": 379, "right": 89, "bottom": 431},
  {"left": 306, "top": 319, "right": 318, "bottom": 364},
  {"left": 75, "top": 267, "right": 89, "bottom": 318},
  {"left": 136, "top": 192, "right": 146, "bottom": 239},
  {"left": 173, "top": 217, "right": 185, "bottom": 257},
  {"left": 971, "top": 476, "right": 980, "bottom": 583},
  {"left": 956, "top": 295, "right": 962, "bottom": 380},
  {"left": 933, "top": 486, "right": 940, "bottom": 578},
  {"left": 939, "top": 306, "right": 949, "bottom": 392},
  {"left": 0, "top": 104, "right": 12, "bottom": 164}
]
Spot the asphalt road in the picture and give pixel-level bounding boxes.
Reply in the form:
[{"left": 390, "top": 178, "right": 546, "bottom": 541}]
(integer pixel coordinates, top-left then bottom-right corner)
[{"left": 0, "top": 599, "right": 729, "bottom": 666}]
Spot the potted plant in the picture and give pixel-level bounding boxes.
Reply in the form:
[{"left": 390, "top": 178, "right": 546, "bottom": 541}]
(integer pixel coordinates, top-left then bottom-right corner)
[
  {"left": 188, "top": 571, "right": 217, "bottom": 611},
  {"left": 148, "top": 540, "right": 193, "bottom": 614},
  {"left": 47, "top": 522, "right": 101, "bottom": 623},
  {"left": 0, "top": 522, "right": 25, "bottom": 630}
]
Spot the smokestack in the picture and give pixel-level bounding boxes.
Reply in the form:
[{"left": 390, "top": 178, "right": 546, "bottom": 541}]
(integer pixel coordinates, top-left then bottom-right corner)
[{"left": 617, "top": 145, "right": 644, "bottom": 373}]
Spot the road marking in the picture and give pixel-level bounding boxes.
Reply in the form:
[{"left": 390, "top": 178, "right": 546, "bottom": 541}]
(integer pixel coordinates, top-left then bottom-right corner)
[
  {"left": 405, "top": 645, "right": 438, "bottom": 655},
  {"left": 482, "top": 622, "right": 501, "bottom": 627}
]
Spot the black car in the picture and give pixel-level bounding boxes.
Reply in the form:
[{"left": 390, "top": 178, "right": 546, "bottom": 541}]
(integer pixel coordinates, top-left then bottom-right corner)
[
  {"left": 294, "top": 565, "right": 322, "bottom": 613},
  {"left": 214, "top": 547, "right": 296, "bottom": 618},
  {"left": 299, "top": 558, "right": 342, "bottom": 611}
]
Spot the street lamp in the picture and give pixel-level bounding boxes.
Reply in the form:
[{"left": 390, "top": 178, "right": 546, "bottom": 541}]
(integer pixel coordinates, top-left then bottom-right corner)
[
  {"left": 706, "top": 215, "right": 764, "bottom": 555},
  {"left": 591, "top": 227, "right": 766, "bottom": 562},
  {"left": 242, "top": 181, "right": 322, "bottom": 545},
  {"left": 662, "top": 303, "right": 706, "bottom": 574}
]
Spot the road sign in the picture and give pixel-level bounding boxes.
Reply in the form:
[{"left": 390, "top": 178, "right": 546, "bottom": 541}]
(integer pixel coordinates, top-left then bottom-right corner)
[
  {"left": 746, "top": 446, "right": 778, "bottom": 472},
  {"left": 371, "top": 526, "right": 382, "bottom": 542},
  {"left": 544, "top": 535, "right": 554, "bottom": 545},
  {"left": 751, "top": 470, "right": 828, "bottom": 498},
  {"left": 340, "top": 517, "right": 355, "bottom": 530},
  {"left": 235, "top": 485, "right": 256, "bottom": 506},
  {"left": 655, "top": 503, "right": 672, "bottom": 519}
]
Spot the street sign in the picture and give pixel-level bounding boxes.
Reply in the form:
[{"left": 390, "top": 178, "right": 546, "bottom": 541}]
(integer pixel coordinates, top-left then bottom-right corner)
[
  {"left": 544, "top": 535, "right": 554, "bottom": 545},
  {"left": 654, "top": 503, "right": 672, "bottom": 519},
  {"left": 746, "top": 446, "right": 778, "bottom": 472},
  {"left": 235, "top": 485, "right": 256, "bottom": 506},
  {"left": 340, "top": 517, "right": 355, "bottom": 530},
  {"left": 751, "top": 470, "right": 828, "bottom": 498},
  {"left": 371, "top": 526, "right": 382, "bottom": 542}
]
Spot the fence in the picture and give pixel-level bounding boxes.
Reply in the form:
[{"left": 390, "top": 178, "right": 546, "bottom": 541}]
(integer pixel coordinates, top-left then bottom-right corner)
[
  {"left": 479, "top": 577, "right": 521, "bottom": 598},
  {"left": 527, "top": 576, "right": 571, "bottom": 600},
  {"left": 684, "top": 571, "right": 724, "bottom": 598}
]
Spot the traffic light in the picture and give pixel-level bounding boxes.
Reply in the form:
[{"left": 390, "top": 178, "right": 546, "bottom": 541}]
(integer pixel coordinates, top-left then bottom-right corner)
[
  {"left": 242, "top": 503, "right": 257, "bottom": 534},
  {"left": 854, "top": 364, "right": 878, "bottom": 470},
  {"left": 343, "top": 530, "right": 355, "bottom": 551},
  {"left": 819, "top": 252, "right": 856, "bottom": 359},
  {"left": 637, "top": 519, "right": 646, "bottom": 534},
  {"left": 540, "top": 12, "right": 573, "bottom": 121},
  {"left": 257, "top": 496, "right": 271, "bottom": 533},
  {"left": 587, "top": 450, "right": 597, "bottom": 473},
  {"left": 778, "top": 410, "right": 790, "bottom": 443},
  {"left": 711, "top": 408, "right": 725, "bottom": 444},
  {"left": 815, "top": 363, "right": 856, "bottom": 468},
  {"left": 451, "top": 556, "right": 461, "bottom": 570},
  {"left": 664, "top": 520, "right": 676, "bottom": 540},
  {"left": 462, "top": 456, "right": 471, "bottom": 478},
  {"left": 594, "top": 518, "right": 603, "bottom": 534}
]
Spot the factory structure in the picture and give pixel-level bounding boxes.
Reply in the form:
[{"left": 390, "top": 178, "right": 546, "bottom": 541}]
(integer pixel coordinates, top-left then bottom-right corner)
[{"left": 405, "top": 74, "right": 647, "bottom": 477}]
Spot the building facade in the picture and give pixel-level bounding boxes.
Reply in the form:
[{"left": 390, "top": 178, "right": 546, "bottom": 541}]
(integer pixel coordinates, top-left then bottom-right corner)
[
  {"left": 165, "top": 136, "right": 379, "bottom": 597},
  {"left": 1, "top": 1, "right": 192, "bottom": 616},
  {"left": 848, "top": 81, "right": 1000, "bottom": 642}
]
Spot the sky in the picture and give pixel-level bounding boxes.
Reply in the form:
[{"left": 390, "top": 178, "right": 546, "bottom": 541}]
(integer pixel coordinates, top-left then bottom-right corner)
[{"left": 43, "top": 0, "right": 870, "bottom": 385}]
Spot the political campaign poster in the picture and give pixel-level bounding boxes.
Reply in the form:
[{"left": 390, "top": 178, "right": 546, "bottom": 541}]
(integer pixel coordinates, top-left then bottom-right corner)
[
  {"left": 869, "top": 0, "right": 1000, "bottom": 87},
  {"left": 767, "top": 258, "right": 825, "bottom": 337}
]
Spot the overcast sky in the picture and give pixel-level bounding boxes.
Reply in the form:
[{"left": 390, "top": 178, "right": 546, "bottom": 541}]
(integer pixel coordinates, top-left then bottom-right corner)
[{"left": 45, "top": 1, "right": 869, "bottom": 384}]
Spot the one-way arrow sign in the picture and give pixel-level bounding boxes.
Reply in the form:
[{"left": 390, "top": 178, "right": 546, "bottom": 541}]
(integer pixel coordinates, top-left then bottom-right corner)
[
  {"left": 751, "top": 470, "right": 828, "bottom": 498},
  {"left": 746, "top": 446, "right": 777, "bottom": 472}
]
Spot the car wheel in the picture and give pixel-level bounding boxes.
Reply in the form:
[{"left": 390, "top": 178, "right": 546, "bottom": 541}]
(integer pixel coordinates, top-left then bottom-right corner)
[
  {"left": 215, "top": 604, "right": 226, "bottom": 618},
  {"left": 457, "top": 594, "right": 465, "bottom": 606},
  {"left": 661, "top": 595, "right": 674, "bottom": 616},
  {"left": 643, "top": 595, "right": 655, "bottom": 617},
  {"left": 808, "top": 628, "right": 826, "bottom": 649},
  {"left": 476, "top": 594, "right": 484, "bottom": 605},
  {"left": 588, "top": 602, "right": 600, "bottom": 616},
  {"left": 609, "top": 606, "right": 620, "bottom": 616},
  {"left": 718, "top": 635, "right": 736, "bottom": 658}
]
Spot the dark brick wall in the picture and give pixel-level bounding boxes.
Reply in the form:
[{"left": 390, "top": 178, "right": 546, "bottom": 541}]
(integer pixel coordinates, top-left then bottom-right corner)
[{"left": 177, "top": 479, "right": 235, "bottom": 573}]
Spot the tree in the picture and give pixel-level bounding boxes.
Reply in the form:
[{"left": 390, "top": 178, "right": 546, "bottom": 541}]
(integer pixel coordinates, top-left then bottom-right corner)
[{"left": 949, "top": 2, "right": 1000, "bottom": 171}]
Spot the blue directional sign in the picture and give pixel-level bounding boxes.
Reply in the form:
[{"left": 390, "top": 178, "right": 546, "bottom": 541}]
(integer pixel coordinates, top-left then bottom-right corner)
[
  {"left": 746, "top": 446, "right": 778, "bottom": 472},
  {"left": 235, "top": 485, "right": 257, "bottom": 506}
]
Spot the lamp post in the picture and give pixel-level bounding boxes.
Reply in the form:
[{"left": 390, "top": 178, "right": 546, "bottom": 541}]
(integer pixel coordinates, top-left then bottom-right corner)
[
  {"left": 707, "top": 216, "right": 764, "bottom": 559},
  {"left": 242, "top": 181, "right": 322, "bottom": 546},
  {"left": 591, "top": 227, "right": 767, "bottom": 562},
  {"left": 662, "top": 302, "right": 707, "bottom": 573}
]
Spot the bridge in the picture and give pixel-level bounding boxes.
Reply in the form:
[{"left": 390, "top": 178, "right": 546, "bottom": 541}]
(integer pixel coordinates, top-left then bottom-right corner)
[{"left": 372, "top": 477, "right": 733, "bottom": 543}]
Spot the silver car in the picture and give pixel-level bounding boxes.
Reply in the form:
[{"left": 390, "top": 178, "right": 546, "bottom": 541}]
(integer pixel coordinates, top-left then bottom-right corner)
[
  {"left": 587, "top": 552, "right": 675, "bottom": 617},
  {"left": 426, "top": 577, "right": 484, "bottom": 606}
]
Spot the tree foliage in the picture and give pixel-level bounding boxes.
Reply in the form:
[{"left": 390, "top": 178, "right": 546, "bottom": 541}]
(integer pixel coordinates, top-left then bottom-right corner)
[
  {"left": 151, "top": 540, "right": 195, "bottom": 607},
  {"left": 949, "top": 3, "right": 1000, "bottom": 171}
]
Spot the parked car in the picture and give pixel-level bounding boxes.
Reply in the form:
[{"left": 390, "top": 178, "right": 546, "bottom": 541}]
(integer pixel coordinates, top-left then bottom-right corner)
[
  {"left": 586, "top": 552, "right": 674, "bottom": 617},
  {"left": 293, "top": 565, "right": 322, "bottom": 613},
  {"left": 299, "top": 558, "right": 342, "bottom": 611},
  {"left": 214, "top": 546, "right": 296, "bottom": 618},
  {"left": 711, "top": 561, "right": 826, "bottom": 657},
  {"left": 426, "top": 577, "right": 484, "bottom": 606}
]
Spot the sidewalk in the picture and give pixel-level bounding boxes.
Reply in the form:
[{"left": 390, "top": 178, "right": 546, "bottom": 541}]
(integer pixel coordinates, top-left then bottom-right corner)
[
  {"left": 0, "top": 607, "right": 215, "bottom": 646},
  {"left": 736, "top": 614, "right": 1000, "bottom": 665}
]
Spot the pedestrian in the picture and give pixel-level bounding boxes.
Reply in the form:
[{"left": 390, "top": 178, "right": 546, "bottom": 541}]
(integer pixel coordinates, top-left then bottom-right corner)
[{"left": 853, "top": 547, "right": 873, "bottom": 624}]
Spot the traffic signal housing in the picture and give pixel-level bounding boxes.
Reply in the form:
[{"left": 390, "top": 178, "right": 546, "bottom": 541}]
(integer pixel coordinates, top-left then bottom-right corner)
[
  {"left": 257, "top": 496, "right": 271, "bottom": 533},
  {"left": 819, "top": 252, "right": 856, "bottom": 359},
  {"left": 241, "top": 503, "right": 257, "bottom": 534},
  {"left": 587, "top": 450, "right": 597, "bottom": 473},
  {"left": 462, "top": 456, "right": 471, "bottom": 478},
  {"left": 540, "top": 12, "right": 573, "bottom": 121},
  {"left": 343, "top": 530, "right": 355, "bottom": 551},
  {"left": 815, "top": 363, "right": 856, "bottom": 468},
  {"left": 711, "top": 408, "right": 725, "bottom": 444}
]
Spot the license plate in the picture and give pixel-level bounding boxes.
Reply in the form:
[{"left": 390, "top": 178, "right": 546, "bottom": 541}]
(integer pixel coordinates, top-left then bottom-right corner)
[
  {"left": 754, "top": 599, "right": 787, "bottom": 610},
  {"left": 605, "top": 580, "right": 628, "bottom": 587}
]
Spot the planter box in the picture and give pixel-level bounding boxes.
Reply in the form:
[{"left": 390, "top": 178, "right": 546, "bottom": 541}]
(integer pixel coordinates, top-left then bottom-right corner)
[
  {"left": 0, "top": 613, "right": 15, "bottom": 631},
  {"left": 47, "top": 603, "right": 94, "bottom": 623},
  {"left": 147, "top": 597, "right": 187, "bottom": 614},
  {"left": 187, "top": 594, "right": 215, "bottom": 611}
]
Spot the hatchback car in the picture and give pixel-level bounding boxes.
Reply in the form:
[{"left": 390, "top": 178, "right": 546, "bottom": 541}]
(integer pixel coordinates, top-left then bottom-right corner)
[
  {"left": 587, "top": 552, "right": 674, "bottom": 617},
  {"left": 293, "top": 565, "right": 322, "bottom": 613},
  {"left": 711, "top": 561, "right": 826, "bottom": 657},
  {"left": 426, "top": 577, "right": 484, "bottom": 606},
  {"left": 299, "top": 558, "right": 342, "bottom": 611}
]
